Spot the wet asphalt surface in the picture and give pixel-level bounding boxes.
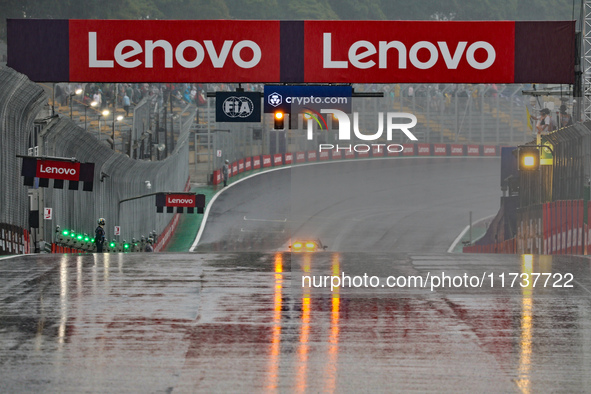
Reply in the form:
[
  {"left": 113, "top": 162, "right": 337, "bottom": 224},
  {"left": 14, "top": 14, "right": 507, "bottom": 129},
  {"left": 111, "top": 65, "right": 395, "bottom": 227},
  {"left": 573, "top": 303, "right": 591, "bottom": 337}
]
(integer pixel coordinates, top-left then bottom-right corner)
[
  {"left": 197, "top": 158, "right": 502, "bottom": 253},
  {"left": 2, "top": 252, "right": 591, "bottom": 392},
  {"left": 3, "top": 157, "right": 591, "bottom": 392}
]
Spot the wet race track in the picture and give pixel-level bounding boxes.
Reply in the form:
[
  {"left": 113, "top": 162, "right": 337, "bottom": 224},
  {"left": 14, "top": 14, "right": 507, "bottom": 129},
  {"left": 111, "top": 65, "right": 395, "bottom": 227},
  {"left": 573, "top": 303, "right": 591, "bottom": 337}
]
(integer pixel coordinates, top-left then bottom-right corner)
[{"left": 3, "top": 158, "right": 591, "bottom": 392}]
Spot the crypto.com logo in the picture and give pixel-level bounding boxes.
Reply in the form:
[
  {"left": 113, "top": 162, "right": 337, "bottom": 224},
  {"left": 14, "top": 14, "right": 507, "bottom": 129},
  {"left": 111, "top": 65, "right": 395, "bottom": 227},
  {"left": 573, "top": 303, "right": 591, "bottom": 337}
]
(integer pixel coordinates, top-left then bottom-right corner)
[
  {"left": 268, "top": 92, "right": 282, "bottom": 107},
  {"left": 304, "top": 108, "right": 418, "bottom": 153}
]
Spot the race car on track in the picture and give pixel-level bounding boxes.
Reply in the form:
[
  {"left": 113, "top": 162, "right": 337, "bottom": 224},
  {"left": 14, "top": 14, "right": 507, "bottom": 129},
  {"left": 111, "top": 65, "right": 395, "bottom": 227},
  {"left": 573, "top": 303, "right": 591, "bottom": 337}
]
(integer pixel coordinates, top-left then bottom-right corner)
[{"left": 289, "top": 239, "right": 327, "bottom": 252}]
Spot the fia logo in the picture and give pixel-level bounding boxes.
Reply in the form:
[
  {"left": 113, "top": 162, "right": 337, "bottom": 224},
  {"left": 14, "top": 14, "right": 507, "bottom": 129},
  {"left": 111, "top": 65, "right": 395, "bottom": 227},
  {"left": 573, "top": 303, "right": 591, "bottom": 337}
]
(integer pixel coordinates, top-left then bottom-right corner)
[{"left": 223, "top": 96, "right": 255, "bottom": 118}]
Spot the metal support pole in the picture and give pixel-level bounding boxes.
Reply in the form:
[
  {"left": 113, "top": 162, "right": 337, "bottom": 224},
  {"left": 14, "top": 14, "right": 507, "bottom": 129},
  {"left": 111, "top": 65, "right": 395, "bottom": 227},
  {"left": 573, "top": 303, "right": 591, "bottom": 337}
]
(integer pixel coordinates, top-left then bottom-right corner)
[{"left": 469, "top": 211, "right": 472, "bottom": 244}]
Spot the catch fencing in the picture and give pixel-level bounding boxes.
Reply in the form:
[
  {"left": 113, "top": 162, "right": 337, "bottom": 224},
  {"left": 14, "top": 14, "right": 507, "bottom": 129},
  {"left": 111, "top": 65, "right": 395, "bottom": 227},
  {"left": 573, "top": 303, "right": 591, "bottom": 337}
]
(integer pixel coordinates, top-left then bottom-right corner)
[
  {"left": 0, "top": 66, "right": 191, "bottom": 253},
  {"left": 0, "top": 67, "right": 46, "bottom": 254}
]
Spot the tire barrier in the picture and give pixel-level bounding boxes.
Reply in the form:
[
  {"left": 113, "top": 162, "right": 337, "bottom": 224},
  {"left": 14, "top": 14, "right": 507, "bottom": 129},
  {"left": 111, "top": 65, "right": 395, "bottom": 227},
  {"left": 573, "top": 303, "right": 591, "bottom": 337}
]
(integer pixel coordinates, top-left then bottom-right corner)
[{"left": 210, "top": 143, "right": 501, "bottom": 186}]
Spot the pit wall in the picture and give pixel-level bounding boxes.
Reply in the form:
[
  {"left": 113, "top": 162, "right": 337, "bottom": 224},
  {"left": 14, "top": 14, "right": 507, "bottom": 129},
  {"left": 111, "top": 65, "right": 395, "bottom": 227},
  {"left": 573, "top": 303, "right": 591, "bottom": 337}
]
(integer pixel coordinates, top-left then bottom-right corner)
[
  {"left": 210, "top": 143, "right": 500, "bottom": 185},
  {"left": 464, "top": 200, "right": 589, "bottom": 255}
]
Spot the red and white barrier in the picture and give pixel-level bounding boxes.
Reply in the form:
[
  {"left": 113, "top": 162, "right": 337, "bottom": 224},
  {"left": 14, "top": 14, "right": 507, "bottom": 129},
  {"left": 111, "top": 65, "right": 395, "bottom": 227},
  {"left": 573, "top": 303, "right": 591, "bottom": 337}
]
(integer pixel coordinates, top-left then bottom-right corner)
[
  {"left": 433, "top": 144, "right": 447, "bottom": 156},
  {"left": 403, "top": 144, "right": 415, "bottom": 156},
  {"left": 253, "top": 156, "right": 261, "bottom": 169},
  {"left": 273, "top": 154, "right": 283, "bottom": 166},
  {"left": 210, "top": 143, "right": 503, "bottom": 188},
  {"left": 467, "top": 145, "right": 480, "bottom": 156},
  {"left": 296, "top": 152, "right": 306, "bottom": 163},
  {"left": 483, "top": 145, "right": 497, "bottom": 156},
  {"left": 450, "top": 144, "right": 464, "bottom": 156},
  {"left": 417, "top": 143, "right": 430, "bottom": 156}
]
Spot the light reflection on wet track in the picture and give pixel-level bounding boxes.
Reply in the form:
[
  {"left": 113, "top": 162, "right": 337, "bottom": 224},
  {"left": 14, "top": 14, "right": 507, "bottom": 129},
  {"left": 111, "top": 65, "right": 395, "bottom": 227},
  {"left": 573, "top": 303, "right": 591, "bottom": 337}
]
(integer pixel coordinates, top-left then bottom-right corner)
[{"left": 1, "top": 252, "right": 591, "bottom": 392}]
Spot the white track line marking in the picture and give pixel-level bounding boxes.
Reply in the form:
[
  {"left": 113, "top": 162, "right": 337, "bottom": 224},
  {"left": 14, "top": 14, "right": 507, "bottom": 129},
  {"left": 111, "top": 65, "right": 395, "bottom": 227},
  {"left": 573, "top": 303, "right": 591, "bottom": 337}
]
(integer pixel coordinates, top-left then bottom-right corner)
[{"left": 447, "top": 214, "right": 495, "bottom": 253}]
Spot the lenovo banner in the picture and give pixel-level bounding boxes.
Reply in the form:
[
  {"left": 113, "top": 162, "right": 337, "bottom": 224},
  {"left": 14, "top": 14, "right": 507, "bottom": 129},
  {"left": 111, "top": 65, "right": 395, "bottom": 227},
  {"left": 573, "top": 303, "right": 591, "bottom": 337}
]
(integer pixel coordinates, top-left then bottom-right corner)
[
  {"left": 36, "top": 160, "right": 80, "bottom": 181},
  {"left": 8, "top": 20, "right": 574, "bottom": 83},
  {"left": 21, "top": 157, "right": 95, "bottom": 191},
  {"left": 155, "top": 193, "right": 205, "bottom": 213},
  {"left": 166, "top": 194, "right": 196, "bottom": 208}
]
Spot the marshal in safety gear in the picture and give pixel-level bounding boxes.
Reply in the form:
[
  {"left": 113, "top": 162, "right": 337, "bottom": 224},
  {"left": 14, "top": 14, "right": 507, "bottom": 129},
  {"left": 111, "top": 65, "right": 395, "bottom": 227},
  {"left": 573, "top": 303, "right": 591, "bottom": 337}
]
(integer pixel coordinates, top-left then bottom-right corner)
[{"left": 98, "top": 218, "right": 106, "bottom": 226}]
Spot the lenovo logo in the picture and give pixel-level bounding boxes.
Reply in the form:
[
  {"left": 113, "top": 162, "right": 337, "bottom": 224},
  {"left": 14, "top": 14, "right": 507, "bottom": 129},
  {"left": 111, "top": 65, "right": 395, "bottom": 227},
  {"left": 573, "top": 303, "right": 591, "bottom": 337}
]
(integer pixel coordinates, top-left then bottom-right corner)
[
  {"left": 168, "top": 198, "right": 194, "bottom": 204},
  {"left": 39, "top": 165, "right": 77, "bottom": 176},
  {"left": 88, "top": 32, "right": 262, "bottom": 69},
  {"left": 323, "top": 33, "right": 496, "bottom": 71}
]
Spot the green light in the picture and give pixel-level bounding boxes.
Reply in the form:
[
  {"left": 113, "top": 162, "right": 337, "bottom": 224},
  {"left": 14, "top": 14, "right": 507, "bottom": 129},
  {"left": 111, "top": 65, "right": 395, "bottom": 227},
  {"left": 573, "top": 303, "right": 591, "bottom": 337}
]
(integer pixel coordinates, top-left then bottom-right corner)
[
  {"left": 91, "top": 238, "right": 95, "bottom": 243},
  {"left": 70, "top": 233, "right": 76, "bottom": 238},
  {"left": 110, "top": 242, "right": 116, "bottom": 248},
  {"left": 84, "top": 237, "right": 90, "bottom": 242},
  {"left": 77, "top": 235, "right": 83, "bottom": 240},
  {"left": 124, "top": 244, "right": 130, "bottom": 249},
  {"left": 62, "top": 230, "right": 69, "bottom": 236}
]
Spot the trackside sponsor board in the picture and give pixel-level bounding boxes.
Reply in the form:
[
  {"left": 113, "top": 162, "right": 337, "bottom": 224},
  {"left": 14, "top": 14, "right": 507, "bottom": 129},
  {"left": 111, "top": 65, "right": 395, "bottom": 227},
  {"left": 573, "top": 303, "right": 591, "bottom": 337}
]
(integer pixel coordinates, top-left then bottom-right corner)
[
  {"left": 296, "top": 152, "right": 306, "bottom": 163},
  {"left": 36, "top": 160, "right": 80, "bottom": 181},
  {"left": 403, "top": 144, "right": 415, "bottom": 156},
  {"left": 450, "top": 144, "right": 464, "bottom": 156},
  {"left": 372, "top": 146, "right": 385, "bottom": 157},
  {"left": 417, "top": 143, "right": 430, "bottom": 156},
  {"left": 319, "top": 151, "right": 330, "bottom": 161},
  {"left": 467, "top": 145, "right": 480, "bottom": 156},
  {"left": 307, "top": 151, "right": 317, "bottom": 161},
  {"left": 262, "top": 155, "right": 272, "bottom": 168},
  {"left": 8, "top": 19, "right": 574, "bottom": 83},
  {"left": 285, "top": 153, "right": 293, "bottom": 164},
  {"left": 483, "top": 145, "right": 497, "bottom": 156},
  {"left": 253, "top": 156, "right": 261, "bottom": 169},
  {"left": 332, "top": 150, "right": 342, "bottom": 160},
  {"left": 357, "top": 149, "right": 370, "bottom": 158},
  {"left": 238, "top": 159, "right": 244, "bottom": 173},
  {"left": 433, "top": 144, "right": 447, "bottom": 156},
  {"left": 344, "top": 149, "right": 355, "bottom": 159},
  {"left": 273, "top": 154, "right": 283, "bottom": 166},
  {"left": 213, "top": 170, "right": 221, "bottom": 185},
  {"left": 232, "top": 162, "right": 238, "bottom": 175},
  {"left": 245, "top": 157, "right": 252, "bottom": 170},
  {"left": 388, "top": 148, "right": 400, "bottom": 156},
  {"left": 166, "top": 194, "right": 196, "bottom": 207}
]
